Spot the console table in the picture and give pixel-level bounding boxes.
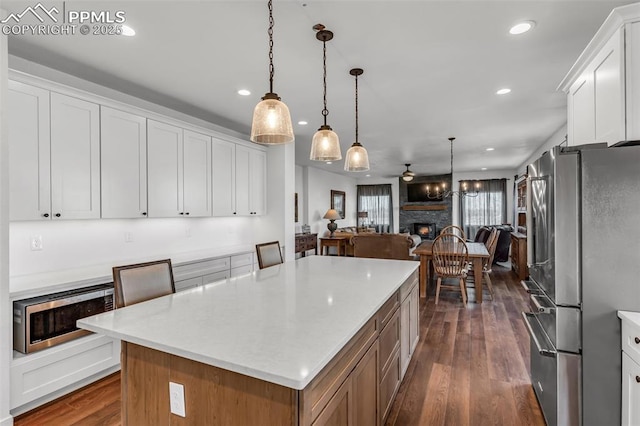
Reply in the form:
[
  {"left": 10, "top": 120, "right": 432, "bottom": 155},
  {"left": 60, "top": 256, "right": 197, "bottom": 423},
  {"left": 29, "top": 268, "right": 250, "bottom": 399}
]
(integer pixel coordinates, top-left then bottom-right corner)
[{"left": 295, "top": 233, "right": 317, "bottom": 257}]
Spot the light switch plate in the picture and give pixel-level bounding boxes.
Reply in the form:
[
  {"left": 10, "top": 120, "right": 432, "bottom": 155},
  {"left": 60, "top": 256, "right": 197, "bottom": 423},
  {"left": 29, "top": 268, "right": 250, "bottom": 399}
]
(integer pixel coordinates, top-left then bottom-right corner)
[{"left": 169, "top": 382, "right": 186, "bottom": 417}]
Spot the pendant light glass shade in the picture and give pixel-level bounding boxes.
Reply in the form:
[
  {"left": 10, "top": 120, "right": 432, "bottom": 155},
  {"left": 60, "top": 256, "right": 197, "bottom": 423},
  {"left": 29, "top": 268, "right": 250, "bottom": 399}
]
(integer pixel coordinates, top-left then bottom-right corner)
[
  {"left": 250, "top": 0, "right": 294, "bottom": 145},
  {"left": 310, "top": 27, "right": 341, "bottom": 161},
  {"left": 345, "top": 68, "right": 369, "bottom": 171},
  {"left": 310, "top": 126, "right": 341, "bottom": 161},
  {"left": 251, "top": 95, "right": 294, "bottom": 144}
]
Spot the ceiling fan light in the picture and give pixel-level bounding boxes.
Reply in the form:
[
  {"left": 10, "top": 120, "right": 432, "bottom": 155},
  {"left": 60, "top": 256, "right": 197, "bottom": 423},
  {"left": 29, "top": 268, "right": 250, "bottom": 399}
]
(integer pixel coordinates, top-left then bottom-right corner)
[
  {"left": 310, "top": 126, "right": 341, "bottom": 161},
  {"left": 344, "top": 143, "right": 370, "bottom": 172},
  {"left": 250, "top": 95, "right": 294, "bottom": 144},
  {"left": 401, "top": 163, "right": 415, "bottom": 181}
]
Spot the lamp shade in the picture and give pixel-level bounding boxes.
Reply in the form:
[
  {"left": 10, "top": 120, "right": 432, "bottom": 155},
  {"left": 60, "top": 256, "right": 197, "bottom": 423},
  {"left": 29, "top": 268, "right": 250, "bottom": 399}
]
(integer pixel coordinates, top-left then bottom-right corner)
[
  {"left": 250, "top": 96, "right": 294, "bottom": 144},
  {"left": 310, "top": 126, "right": 341, "bottom": 161},
  {"left": 344, "top": 143, "right": 370, "bottom": 171},
  {"left": 323, "top": 209, "right": 341, "bottom": 220}
]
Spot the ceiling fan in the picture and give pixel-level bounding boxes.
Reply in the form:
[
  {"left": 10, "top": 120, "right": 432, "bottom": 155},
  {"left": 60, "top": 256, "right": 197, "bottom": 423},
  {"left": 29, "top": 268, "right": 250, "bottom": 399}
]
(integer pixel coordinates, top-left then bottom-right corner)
[{"left": 401, "top": 164, "right": 415, "bottom": 182}]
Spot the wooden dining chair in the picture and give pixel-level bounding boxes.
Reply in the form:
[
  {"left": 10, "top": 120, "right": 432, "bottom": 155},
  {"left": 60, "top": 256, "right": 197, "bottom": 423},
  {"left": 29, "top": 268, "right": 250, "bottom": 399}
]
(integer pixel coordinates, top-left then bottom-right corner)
[
  {"left": 439, "top": 225, "right": 466, "bottom": 241},
  {"left": 467, "top": 228, "right": 499, "bottom": 300},
  {"left": 112, "top": 259, "right": 175, "bottom": 308},
  {"left": 256, "top": 241, "right": 283, "bottom": 269},
  {"left": 432, "top": 233, "right": 469, "bottom": 305}
]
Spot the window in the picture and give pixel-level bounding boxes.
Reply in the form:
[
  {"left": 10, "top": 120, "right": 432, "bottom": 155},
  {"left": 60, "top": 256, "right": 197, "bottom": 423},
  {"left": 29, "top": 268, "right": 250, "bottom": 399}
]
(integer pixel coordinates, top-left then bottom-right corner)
[
  {"left": 357, "top": 184, "right": 393, "bottom": 233},
  {"left": 460, "top": 179, "right": 507, "bottom": 238}
]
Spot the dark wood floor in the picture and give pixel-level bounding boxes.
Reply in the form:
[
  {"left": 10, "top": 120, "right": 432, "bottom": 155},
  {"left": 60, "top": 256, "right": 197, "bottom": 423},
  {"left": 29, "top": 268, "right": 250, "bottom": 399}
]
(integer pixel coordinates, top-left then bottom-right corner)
[{"left": 14, "top": 265, "right": 544, "bottom": 426}]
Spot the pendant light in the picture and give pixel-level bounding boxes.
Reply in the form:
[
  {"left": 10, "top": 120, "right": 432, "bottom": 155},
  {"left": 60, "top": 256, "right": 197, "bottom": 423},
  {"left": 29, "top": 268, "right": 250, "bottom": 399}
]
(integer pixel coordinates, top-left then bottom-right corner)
[
  {"left": 401, "top": 164, "right": 415, "bottom": 182},
  {"left": 310, "top": 25, "right": 341, "bottom": 161},
  {"left": 250, "top": 0, "right": 294, "bottom": 145},
  {"left": 344, "top": 68, "right": 370, "bottom": 171}
]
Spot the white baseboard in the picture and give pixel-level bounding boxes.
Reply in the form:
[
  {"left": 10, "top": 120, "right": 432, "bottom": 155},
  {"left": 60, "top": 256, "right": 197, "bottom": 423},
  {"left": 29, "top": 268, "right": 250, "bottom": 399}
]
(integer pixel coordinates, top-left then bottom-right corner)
[{"left": 0, "top": 414, "right": 14, "bottom": 426}]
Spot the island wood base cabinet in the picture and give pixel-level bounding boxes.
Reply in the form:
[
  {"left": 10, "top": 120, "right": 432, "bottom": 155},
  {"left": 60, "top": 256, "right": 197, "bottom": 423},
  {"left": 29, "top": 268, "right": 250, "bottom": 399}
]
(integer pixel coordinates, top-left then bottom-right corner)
[{"left": 120, "top": 270, "right": 419, "bottom": 425}]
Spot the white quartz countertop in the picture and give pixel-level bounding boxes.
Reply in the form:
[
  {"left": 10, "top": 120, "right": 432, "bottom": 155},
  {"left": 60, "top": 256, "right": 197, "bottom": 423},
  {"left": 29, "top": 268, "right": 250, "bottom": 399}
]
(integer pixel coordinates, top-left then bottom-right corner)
[
  {"left": 78, "top": 256, "right": 418, "bottom": 390},
  {"left": 618, "top": 311, "right": 640, "bottom": 325}
]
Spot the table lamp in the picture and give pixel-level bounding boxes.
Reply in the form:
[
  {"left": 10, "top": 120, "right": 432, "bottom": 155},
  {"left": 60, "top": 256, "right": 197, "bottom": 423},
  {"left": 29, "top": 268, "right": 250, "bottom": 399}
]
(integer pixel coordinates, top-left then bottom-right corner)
[{"left": 323, "top": 209, "right": 341, "bottom": 237}]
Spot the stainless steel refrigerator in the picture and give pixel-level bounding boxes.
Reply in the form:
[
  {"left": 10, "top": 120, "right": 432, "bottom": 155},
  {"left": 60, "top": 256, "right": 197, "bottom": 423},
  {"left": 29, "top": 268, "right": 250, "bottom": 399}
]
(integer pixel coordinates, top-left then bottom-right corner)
[{"left": 521, "top": 143, "right": 640, "bottom": 426}]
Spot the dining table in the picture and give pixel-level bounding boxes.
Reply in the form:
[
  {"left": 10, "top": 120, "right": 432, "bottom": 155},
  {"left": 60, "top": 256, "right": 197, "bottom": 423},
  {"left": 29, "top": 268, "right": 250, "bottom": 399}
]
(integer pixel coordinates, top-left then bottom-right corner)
[{"left": 413, "top": 240, "right": 490, "bottom": 303}]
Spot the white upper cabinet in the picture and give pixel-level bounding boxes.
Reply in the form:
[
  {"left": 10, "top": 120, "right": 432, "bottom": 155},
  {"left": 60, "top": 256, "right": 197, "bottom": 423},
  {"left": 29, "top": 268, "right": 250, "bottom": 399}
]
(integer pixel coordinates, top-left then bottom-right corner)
[
  {"left": 560, "top": 5, "right": 640, "bottom": 146},
  {"left": 100, "top": 107, "right": 148, "bottom": 219},
  {"left": 147, "top": 120, "right": 212, "bottom": 218},
  {"left": 50, "top": 92, "right": 101, "bottom": 220},
  {"left": 249, "top": 149, "right": 267, "bottom": 216},
  {"left": 182, "top": 130, "right": 212, "bottom": 217},
  {"left": 235, "top": 145, "right": 251, "bottom": 216},
  {"left": 212, "top": 139, "right": 236, "bottom": 216},
  {"left": 8, "top": 81, "right": 51, "bottom": 221}
]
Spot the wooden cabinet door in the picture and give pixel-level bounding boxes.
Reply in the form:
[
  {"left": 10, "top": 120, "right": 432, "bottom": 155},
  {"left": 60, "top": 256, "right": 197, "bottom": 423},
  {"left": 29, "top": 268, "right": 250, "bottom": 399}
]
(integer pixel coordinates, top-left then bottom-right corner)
[
  {"left": 50, "top": 92, "right": 100, "bottom": 219},
  {"left": 313, "top": 375, "right": 353, "bottom": 426},
  {"left": 100, "top": 106, "right": 147, "bottom": 218},
  {"left": 147, "top": 119, "right": 183, "bottom": 217},
  {"left": 409, "top": 284, "right": 419, "bottom": 356},
  {"left": 183, "top": 130, "right": 212, "bottom": 217},
  {"left": 8, "top": 81, "right": 51, "bottom": 221},
  {"left": 399, "top": 295, "right": 411, "bottom": 377},
  {"left": 352, "top": 341, "right": 379, "bottom": 426},
  {"left": 235, "top": 145, "right": 251, "bottom": 216},
  {"left": 212, "top": 139, "right": 236, "bottom": 216},
  {"left": 249, "top": 149, "right": 267, "bottom": 215},
  {"left": 622, "top": 352, "right": 640, "bottom": 426}
]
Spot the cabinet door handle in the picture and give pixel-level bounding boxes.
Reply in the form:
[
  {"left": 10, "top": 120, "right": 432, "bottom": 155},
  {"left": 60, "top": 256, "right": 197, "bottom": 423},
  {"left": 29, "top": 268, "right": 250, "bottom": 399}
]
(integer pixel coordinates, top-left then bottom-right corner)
[
  {"left": 635, "top": 337, "right": 640, "bottom": 344},
  {"left": 142, "top": 212, "right": 147, "bottom": 216},
  {"left": 55, "top": 213, "right": 61, "bottom": 217},
  {"left": 636, "top": 376, "right": 640, "bottom": 383},
  {"left": 43, "top": 213, "right": 50, "bottom": 218}
]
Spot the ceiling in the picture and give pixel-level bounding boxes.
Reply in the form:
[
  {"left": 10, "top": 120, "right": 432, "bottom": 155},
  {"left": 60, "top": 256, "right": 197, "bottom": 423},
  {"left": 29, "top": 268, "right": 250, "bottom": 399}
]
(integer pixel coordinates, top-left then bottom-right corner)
[{"left": 3, "top": 0, "right": 636, "bottom": 179}]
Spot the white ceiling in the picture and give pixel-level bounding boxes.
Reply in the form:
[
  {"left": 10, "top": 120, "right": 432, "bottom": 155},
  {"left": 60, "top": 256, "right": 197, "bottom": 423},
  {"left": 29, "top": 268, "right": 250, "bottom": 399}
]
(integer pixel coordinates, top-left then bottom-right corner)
[{"left": 3, "top": 0, "right": 636, "bottom": 178}]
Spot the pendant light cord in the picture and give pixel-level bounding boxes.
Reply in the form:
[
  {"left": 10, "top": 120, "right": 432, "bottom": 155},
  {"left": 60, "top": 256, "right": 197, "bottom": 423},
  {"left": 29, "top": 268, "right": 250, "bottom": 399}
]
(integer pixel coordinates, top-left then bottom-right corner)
[
  {"left": 355, "top": 72, "right": 359, "bottom": 143},
  {"left": 322, "top": 39, "right": 328, "bottom": 126},
  {"left": 450, "top": 138, "right": 454, "bottom": 175},
  {"left": 268, "top": 0, "right": 275, "bottom": 93}
]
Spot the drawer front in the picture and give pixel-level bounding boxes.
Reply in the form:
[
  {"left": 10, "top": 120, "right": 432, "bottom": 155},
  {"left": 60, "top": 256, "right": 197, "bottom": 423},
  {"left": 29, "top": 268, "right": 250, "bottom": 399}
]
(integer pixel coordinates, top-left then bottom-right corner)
[
  {"left": 202, "top": 270, "right": 230, "bottom": 285},
  {"left": 173, "top": 257, "right": 230, "bottom": 281},
  {"left": 231, "top": 253, "right": 253, "bottom": 268},
  {"left": 379, "top": 348, "right": 401, "bottom": 424},
  {"left": 379, "top": 309, "right": 400, "bottom": 375},
  {"left": 378, "top": 291, "right": 400, "bottom": 329},
  {"left": 231, "top": 264, "right": 253, "bottom": 278},
  {"left": 174, "top": 276, "right": 202, "bottom": 292},
  {"left": 622, "top": 319, "right": 640, "bottom": 365},
  {"left": 399, "top": 270, "right": 419, "bottom": 301}
]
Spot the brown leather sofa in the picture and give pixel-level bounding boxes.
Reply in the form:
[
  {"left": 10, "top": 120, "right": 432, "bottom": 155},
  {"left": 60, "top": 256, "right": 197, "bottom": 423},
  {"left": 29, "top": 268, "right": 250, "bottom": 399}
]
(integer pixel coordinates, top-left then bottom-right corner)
[{"left": 351, "top": 233, "right": 420, "bottom": 260}]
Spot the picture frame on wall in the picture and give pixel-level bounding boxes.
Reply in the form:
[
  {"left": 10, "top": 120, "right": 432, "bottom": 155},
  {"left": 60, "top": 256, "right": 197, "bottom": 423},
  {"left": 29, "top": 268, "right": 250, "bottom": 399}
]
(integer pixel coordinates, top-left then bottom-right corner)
[{"left": 331, "top": 190, "right": 346, "bottom": 219}]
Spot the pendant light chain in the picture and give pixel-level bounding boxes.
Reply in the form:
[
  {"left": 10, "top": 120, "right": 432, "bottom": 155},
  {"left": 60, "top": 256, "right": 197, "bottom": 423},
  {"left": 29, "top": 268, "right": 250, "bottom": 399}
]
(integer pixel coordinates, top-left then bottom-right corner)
[
  {"left": 267, "top": 0, "right": 275, "bottom": 93},
  {"left": 322, "top": 38, "right": 328, "bottom": 126},
  {"left": 450, "top": 137, "right": 454, "bottom": 175},
  {"left": 355, "top": 71, "right": 359, "bottom": 143}
]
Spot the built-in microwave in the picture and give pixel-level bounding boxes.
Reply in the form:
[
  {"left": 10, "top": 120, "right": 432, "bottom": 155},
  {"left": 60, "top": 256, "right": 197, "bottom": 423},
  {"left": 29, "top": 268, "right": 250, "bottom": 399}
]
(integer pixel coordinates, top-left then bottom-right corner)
[{"left": 13, "top": 284, "right": 114, "bottom": 354}]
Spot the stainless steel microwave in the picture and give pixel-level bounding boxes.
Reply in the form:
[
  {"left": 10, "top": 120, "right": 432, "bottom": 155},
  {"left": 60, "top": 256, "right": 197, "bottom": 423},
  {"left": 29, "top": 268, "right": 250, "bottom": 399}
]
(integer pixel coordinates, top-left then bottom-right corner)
[{"left": 13, "top": 284, "right": 114, "bottom": 354}]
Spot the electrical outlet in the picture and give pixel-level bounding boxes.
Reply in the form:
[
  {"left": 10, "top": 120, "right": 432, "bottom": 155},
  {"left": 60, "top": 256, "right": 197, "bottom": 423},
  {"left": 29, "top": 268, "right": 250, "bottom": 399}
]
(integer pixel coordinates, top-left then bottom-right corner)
[
  {"left": 169, "top": 382, "right": 186, "bottom": 417},
  {"left": 30, "top": 235, "right": 43, "bottom": 251},
  {"left": 124, "top": 232, "right": 134, "bottom": 243}
]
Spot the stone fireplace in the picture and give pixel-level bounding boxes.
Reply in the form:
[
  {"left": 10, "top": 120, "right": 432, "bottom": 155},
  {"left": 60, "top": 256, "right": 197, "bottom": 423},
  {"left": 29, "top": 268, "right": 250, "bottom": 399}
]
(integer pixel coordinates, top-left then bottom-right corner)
[
  {"left": 413, "top": 222, "right": 437, "bottom": 240},
  {"left": 399, "top": 174, "right": 452, "bottom": 237}
]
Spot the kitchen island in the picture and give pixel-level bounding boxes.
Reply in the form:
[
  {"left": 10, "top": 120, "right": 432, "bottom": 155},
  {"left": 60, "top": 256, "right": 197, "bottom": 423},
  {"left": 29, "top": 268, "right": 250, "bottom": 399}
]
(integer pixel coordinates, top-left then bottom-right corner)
[{"left": 78, "top": 256, "right": 420, "bottom": 425}]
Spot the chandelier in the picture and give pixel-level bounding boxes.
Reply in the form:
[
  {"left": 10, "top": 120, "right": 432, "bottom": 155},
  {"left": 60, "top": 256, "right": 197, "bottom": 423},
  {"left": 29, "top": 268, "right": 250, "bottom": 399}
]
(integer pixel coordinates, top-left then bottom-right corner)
[{"left": 425, "top": 137, "right": 479, "bottom": 199}]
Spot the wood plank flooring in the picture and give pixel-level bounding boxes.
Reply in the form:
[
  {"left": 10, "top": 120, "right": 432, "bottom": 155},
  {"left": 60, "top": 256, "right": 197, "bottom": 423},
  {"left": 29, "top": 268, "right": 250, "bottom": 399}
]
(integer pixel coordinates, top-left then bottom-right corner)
[{"left": 14, "top": 264, "right": 544, "bottom": 426}]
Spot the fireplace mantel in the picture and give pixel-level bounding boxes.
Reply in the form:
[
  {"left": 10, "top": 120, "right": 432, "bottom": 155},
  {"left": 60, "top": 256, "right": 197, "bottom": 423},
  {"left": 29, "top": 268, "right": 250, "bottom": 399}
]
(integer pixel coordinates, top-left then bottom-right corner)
[{"left": 401, "top": 205, "right": 448, "bottom": 211}]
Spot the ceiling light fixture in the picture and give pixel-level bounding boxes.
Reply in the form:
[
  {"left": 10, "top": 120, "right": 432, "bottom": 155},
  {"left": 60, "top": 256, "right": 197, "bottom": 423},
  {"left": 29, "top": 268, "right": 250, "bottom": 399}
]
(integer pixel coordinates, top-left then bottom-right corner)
[
  {"left": 310, "top": 24, "right": 341, "bottom": 161},
  {"left": 496, "top": 88, "right": 511, "bottom": 95},
  {"left": 402, "top": 164, "right": 415, "bottom": 182},
  {"left": 426, "top": 137, "right": 479, "bottom": 199},
  {"left": 509, "top": 21, "right": 535, "bottom": 35},
  {"left": 237, "top": 89, "right": 251, "bottom": 96},
  {"left": 344, "top": 68, "right": 370, "bottom": 172},
  {"left": 121, "top": 25, "right": 135, "bottom": 36},
  {"left": 486, "top": 147, "right": 495, "bottom": 151},
  {"left": 250, "top": 0, "right": 294, "bottom": 144},
  {"left": 298, "top": 121, "right": 308, "bottom": 125}
]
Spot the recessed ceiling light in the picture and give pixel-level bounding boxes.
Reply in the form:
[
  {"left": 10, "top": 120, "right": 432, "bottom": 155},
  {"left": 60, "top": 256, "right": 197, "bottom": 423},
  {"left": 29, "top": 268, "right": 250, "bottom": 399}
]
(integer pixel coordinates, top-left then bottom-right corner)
[
  {"left": 486, "top": 147, "right": 495, "bottom": 151},
  {"left": 326, "top": 161, "right": 333, "bottom": 165},
  {"left": 298, "top": 121, "right": 308, "bottom": 126},
  {"left": 496, "top": 88, "right": 511, "bottom": 95},
  {"left": 237, "top": 89, "right": 251, "bottom": 96},
  {"left": 481, "top": 167, "right": 488, "bottom": 171},
  {"left": 509, "top": 21, "right": 535, "bottom": 35},
  {"left": 121, "top": 25, "right": 136, "bottom": 36},
  {"left": 365, "top": 174, "right": 371, "bottom": 177}
]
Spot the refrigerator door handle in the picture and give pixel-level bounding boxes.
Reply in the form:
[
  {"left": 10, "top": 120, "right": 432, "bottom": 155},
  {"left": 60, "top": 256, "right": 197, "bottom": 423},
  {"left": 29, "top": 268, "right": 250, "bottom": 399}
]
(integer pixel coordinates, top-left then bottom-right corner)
[
  {"left": 522, "top": 312, "right": 557, "bottom": 357},
  {"left": 531, "top": 294, "right": 556, "bottom": 314}
]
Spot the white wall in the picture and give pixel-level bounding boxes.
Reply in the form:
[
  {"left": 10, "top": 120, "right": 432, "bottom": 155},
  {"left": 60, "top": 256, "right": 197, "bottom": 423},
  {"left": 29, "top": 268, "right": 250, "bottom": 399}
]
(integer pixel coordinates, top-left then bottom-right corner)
[
  {"left": 0, "top": 9, "right": 12, "bottom": 425},
  {"left": 451, "top": 169, "right": 517, "bottom": 228},
  {"left": 295, "top": 165, "right": 304, "bottom": 233},
  {"left": 516, "top": 124, "right": 567, "bottom": 174},
  {"left": 305, "top": 167, "right": 357, "bottom": 236},
  {"left": 356, "top": 177, "right": 400, "bottom": 233}
]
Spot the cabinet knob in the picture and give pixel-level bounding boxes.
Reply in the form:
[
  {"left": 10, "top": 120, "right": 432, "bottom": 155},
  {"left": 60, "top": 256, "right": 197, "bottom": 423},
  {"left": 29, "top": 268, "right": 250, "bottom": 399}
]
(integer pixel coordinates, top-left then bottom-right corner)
[
  {"left": 179, "top": 212, "right": 184, "bottom": 215},
  {"left": 233, "top": 212, "right": 237, "bottom": 215},
  {"left": 142, "top": 212, "right": 147, "bottom": 216},
  {"left": 185, "top": 212, "right": 190, "bottom": 216},
  {"left": 636, "top": 376, "right": 640, "bottom": 383},
  {"left": 43, "top": 213, "right": 49, "bottom": 218},
  {"left": 55, "top": 213, "right": 61, "bottom": 217},
  {"left": 635, "top": 337, "right": 640, "bottom": 344}
]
